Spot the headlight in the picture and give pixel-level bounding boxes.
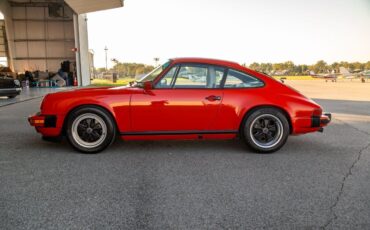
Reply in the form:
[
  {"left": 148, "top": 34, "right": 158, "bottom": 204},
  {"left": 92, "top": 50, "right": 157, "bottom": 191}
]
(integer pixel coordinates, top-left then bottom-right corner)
[{"left": 14, "top": 80, "right": 20, "bottom": 86}]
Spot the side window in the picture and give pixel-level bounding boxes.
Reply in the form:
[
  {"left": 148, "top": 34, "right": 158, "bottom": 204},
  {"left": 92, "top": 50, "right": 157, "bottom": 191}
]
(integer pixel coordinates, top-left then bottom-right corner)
[
  {"left": 224, "top": 69, "right": 264, "bottom": 88},
  {"left": 173, "top": 65, "right": 208, "bottom": 88},
  {"left": 155, "top": 66, "right": 178, "bottom": 88}
]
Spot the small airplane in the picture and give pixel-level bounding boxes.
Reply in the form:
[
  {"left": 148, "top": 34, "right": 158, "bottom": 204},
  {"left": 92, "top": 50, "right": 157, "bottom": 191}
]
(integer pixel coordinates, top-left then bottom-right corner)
[
  {"left": 360, "top": 70, "right": 370, "bottom": 78},
  {"left": 309, "top": 70, "right": 338, "bottom": 82},
  {"left": 309, "top": 67, "right": 370, "bottom": 82},
  {"left": 339, "top": 67, "right": 357, "bottom": 79},
  {"left": 339, "top": 67, "right": 370, "bottom": 80}
]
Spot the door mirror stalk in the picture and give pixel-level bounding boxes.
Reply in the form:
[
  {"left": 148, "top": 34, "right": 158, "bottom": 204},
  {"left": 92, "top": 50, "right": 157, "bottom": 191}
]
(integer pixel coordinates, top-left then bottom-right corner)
[{"left": 143, "top": 81, "right": 153, "bottom": 91}]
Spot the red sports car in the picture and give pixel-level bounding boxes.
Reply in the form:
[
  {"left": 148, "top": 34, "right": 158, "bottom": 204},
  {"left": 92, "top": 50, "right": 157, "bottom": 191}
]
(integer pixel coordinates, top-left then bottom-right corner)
[{"left": 29, "top": 58, "right": 331, "bottom": 153}]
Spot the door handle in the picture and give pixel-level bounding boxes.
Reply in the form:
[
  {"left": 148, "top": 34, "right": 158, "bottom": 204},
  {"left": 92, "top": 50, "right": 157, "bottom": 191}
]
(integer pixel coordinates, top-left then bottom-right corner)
[{"left": 205, "top": 95, "right": 222, "bottom": 101}]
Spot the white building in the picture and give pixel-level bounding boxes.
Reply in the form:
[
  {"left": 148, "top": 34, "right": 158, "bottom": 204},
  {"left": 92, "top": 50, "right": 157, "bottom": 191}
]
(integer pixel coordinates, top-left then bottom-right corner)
[{"left": 0, "top": 0, "right": 123, "bottom": 86}]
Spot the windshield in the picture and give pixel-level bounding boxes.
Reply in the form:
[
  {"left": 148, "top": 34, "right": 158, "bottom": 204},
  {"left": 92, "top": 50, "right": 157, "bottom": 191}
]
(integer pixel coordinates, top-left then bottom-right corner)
[{"left": 137, "top": 60, "right": 172, "bottom": 83}]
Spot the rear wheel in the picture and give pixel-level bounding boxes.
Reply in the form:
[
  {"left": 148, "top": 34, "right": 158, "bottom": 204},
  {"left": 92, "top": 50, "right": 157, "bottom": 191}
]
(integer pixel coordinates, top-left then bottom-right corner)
[
  {"left": 242, "top": 108, "right": 289, "bottom": 153},
  {"left": 66, "top": 106, "right": 116, "bottom": 153}
]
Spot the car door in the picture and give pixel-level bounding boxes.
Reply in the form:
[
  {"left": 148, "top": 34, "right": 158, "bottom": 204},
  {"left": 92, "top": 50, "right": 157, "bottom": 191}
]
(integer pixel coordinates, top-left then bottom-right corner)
[
  {"left": 129, "top": 64, "right": 225, "bottom": 133},
  {"left": 214, "top": 68, "right": 266, "bottom": 131}
]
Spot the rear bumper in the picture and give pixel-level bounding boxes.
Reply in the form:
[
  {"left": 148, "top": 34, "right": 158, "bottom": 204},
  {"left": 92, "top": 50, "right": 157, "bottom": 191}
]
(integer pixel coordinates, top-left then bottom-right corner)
[
  {"left": 292, "top": 112, "right": 331, "bottom": 134},
  {"left": 312, "top": 113, "right": 331, "bottom": 127}
]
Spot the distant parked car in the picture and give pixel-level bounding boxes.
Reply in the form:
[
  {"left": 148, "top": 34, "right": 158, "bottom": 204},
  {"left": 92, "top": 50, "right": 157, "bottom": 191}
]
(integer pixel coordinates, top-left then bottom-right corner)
[
  {"left": 0, "top": 76, "right": 22, "bottom": 98},
  {"left": 29, "top": 57, "right": 331, "bottom": 154}
]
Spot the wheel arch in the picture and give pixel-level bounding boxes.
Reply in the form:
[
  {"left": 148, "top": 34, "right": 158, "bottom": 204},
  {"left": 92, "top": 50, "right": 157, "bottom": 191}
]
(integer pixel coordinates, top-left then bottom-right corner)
[
  {"left": 239, "top": 105, "right": 293, "bottom": 135},
  {"left": 61, "top": 104, "right": 119, "bottom": 136}
]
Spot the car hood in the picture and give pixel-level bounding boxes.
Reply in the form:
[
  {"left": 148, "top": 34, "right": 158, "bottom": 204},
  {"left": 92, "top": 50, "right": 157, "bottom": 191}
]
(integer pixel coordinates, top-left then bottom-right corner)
[{"left": 49, "top": 86, "right": 141, "bottom": 97}]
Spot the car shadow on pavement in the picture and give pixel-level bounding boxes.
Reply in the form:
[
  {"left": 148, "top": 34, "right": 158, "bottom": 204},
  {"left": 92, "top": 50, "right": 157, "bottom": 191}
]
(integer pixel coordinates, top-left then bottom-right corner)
[{"left": 109, "top": 139, "right": 249, "bottom": 155}]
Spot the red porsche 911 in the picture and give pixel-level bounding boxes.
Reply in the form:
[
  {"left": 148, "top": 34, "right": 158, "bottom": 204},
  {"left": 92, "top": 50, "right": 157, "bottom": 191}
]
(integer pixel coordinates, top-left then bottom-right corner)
[{"left": 29, "top": 58, "right": 331, "bottom": 153}]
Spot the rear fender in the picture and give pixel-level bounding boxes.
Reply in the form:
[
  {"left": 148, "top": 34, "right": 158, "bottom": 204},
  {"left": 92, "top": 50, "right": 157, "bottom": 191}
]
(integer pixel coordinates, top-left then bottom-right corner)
[{"left": 239, "top": 104, "right": 293, "bottom": 135}]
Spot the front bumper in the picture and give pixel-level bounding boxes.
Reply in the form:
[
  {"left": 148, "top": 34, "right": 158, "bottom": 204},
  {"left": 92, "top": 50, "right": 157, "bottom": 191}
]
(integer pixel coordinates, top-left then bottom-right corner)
[
  {"left": 0, "top": 87, "right": 22, "bottom": 96},
  {"left": 28, "top": 113, "right": 57, "bottom": 128},
  {"left": 312, "top": 112, "right": 331, "bottom": 127}
]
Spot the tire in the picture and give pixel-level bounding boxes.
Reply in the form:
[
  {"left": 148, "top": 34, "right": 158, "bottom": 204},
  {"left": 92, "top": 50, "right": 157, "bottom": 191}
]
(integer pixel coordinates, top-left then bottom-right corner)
[
  {"left": 66, "top": 106, "right": 116, "bottom": 153},
  {"left": 242, "top": 108, "right": 290, "bottom": 153}
]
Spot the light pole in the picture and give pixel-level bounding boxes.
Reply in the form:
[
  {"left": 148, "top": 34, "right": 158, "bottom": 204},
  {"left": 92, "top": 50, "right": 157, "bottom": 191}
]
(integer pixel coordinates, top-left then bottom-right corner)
[
  {"left": 154, "top": 57, "right": 160, "bottom": 67},
  {"left": 104, "top": 46, "right": 108, "bottom": 71}
]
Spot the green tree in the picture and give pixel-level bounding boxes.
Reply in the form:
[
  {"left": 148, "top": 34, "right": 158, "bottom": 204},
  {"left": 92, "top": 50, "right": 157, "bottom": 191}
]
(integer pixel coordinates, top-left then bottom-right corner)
[
  {"left": 364, "top": 61, "right": 370, "bottom": 70},
  {"left": 111, "top": 62, "right": 154, "bottom": 78},
  {"left": 311, "top": 60, "right": 328, "bottom": 73},
  {"left": 249, "top": 62, "right": 260, "bottom": 71}
]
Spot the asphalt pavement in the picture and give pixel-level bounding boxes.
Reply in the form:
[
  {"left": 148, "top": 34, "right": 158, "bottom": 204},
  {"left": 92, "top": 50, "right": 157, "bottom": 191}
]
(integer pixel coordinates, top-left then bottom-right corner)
[{"left": 0, "top": 82, "right": 370, "bottom": 229}]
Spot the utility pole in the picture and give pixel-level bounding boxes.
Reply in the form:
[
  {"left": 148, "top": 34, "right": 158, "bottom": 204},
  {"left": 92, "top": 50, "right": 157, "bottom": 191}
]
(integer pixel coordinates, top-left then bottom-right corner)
[{"left": 104, "top": 46, "right": 108, "bottom": 71}]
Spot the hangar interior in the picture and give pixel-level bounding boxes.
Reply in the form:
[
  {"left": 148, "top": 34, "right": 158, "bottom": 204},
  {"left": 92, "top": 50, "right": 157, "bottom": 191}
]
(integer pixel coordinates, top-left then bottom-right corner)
[{"left": 0, "top": 0, "right": 123, "bottom": 86}]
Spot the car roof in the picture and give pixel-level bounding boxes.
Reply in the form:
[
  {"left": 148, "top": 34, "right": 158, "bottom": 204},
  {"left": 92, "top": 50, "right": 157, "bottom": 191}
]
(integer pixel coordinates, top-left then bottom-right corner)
[
  {"left": 168, "top": 57, "right": 274, "bottom": 85},
  {"left": 170, "top": 57, "right": 241, "bottom": 68}
]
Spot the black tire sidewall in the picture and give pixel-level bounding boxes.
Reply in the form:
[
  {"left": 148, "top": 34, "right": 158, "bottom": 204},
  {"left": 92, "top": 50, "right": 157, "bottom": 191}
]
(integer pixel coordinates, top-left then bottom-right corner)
[
  {"left": 66, "top": 106, "right": 116, "bottom": 153},
  {"left": 243, "top": 108, "right": 289, "bottom": 153}
]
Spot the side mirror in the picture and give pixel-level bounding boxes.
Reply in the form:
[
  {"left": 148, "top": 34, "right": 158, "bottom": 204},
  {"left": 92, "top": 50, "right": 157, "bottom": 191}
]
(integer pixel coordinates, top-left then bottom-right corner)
[{"left": 143, "top": 81, "right": 152, "bottom": 91}]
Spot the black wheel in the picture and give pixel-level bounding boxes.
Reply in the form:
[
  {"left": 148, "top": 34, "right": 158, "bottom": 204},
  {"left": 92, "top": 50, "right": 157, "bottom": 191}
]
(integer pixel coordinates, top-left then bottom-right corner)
[
  {"left": 242, "top": 108, "right": 290, "bottom": 153},
  {"left": 66, "top": 106, "right": 116, "bottom": 153}
]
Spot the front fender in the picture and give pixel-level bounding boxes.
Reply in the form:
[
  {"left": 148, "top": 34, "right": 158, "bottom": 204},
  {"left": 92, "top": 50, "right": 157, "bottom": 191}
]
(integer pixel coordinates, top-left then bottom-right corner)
[{"left": 42, "top": 93, "right": 131, "bottom": 134}]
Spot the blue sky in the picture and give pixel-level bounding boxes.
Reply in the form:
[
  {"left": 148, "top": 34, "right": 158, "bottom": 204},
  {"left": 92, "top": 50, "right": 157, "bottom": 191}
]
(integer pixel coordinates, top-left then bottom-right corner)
[{"left": 87, "top": 0, "right": 370, "bottom": 67}]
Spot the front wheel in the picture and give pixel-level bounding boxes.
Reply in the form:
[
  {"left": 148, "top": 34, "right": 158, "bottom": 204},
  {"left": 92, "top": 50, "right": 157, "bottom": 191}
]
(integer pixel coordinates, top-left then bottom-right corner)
[
  {"left": 66, "top": 106, "right": 116, "bottom": 153},
  {"left": 242, "top": 108, "right": 290, "bottom": 153}
]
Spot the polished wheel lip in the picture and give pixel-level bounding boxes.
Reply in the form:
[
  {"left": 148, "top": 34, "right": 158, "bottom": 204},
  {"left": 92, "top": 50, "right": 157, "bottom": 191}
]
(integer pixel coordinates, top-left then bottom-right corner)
[
  {"left": 249, "top": 114, "right": 284, "bottom": 149},
  {"left": 71, "top": 113, "right": 107, "bottom": 149}
]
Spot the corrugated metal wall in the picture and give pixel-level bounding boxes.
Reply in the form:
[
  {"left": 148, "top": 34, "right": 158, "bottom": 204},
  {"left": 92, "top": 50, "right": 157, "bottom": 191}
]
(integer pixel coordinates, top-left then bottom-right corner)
[{"left": 12, "top": 3, "right": 76, "bottom": 72}]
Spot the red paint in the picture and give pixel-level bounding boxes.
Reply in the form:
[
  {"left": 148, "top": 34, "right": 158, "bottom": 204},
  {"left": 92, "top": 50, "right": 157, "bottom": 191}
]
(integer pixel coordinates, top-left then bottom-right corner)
[{"left": 29, "top": 57, "right": 330, "bottom": 141}]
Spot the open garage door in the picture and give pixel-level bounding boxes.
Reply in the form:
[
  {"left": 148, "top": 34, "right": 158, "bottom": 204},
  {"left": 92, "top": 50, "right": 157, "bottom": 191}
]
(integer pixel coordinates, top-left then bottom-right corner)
[
  {"left": 0, "top": 19, "right": 8, "bottom": 67},
  {"left": 10, "top": 2, "right": 76, "bottom": 72},
  {"left": 0, "top": 0, "right": 124, "bottom": 86}
]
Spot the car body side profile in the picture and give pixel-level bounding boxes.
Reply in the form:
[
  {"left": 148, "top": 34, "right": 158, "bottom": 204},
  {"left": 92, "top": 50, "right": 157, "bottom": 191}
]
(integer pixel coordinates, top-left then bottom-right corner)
[{"left": 29, "top": 57, "right": 331, "bottom": 153}]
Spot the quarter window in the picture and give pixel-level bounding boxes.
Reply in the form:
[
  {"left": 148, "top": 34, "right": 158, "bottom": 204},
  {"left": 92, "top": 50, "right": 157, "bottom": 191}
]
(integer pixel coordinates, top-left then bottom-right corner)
[{"left": 224, "top": 69, "right": 264, "bottom": 88}]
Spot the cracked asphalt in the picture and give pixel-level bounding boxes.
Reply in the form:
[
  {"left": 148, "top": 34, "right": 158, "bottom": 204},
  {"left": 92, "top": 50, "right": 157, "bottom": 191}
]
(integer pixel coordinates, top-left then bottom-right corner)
[{"left": 1, "top": 80, "right": 370, "bottom": 229}]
